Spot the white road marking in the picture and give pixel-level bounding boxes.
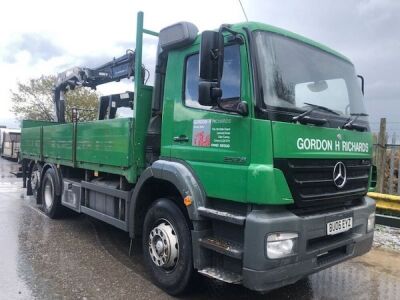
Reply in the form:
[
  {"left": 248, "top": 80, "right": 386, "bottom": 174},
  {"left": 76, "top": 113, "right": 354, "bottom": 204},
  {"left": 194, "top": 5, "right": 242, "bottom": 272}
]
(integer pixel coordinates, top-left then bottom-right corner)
[{"left": 24, "top": 202, "right": 47, "bottom": 217}]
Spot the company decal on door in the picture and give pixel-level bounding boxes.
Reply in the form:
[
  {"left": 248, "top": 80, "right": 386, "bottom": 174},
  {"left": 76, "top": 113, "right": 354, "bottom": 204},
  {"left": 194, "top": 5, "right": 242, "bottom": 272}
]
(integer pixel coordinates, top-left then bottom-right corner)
[{"left": 192, "top": 119, "right": 231, "bottom": 148}]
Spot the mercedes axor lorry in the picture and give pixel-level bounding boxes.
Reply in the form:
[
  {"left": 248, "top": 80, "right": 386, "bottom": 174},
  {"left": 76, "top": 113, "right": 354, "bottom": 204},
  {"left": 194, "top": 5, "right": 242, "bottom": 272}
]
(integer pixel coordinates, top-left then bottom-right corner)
[{"left": 20, "top": 12, "right": 375, "bottom": 295}]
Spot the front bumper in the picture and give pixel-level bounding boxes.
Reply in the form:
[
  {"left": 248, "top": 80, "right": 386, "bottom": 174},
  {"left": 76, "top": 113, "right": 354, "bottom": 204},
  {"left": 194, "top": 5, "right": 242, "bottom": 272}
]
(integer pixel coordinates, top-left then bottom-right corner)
[{"left": 242, "top": 196, "right": 375, "bottom": 292}]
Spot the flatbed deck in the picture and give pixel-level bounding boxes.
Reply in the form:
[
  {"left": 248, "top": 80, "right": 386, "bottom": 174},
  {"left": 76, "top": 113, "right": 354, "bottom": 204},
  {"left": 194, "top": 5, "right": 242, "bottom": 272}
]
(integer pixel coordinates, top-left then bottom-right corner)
[{"left": 21, "top": 118, "right": 135, "bottom": 181}]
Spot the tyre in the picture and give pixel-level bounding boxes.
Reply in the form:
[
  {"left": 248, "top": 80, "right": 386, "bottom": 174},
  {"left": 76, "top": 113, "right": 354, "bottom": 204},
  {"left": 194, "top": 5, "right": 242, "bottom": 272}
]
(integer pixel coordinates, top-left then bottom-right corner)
[
  {"left": 142, "top": 198, "right": 194, "bottom": 295},
  {"left": 41, "top": 168, "right": 63, "bottom": 219},
  {"left": 29, "top": 163, "right": 42, "bottom": 203}
]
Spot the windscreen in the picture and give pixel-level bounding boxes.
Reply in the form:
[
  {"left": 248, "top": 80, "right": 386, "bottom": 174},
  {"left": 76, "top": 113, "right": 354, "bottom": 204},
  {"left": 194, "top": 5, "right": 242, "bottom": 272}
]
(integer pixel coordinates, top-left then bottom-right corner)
[{"left": 254, "top": 31, "right": 367, "bottom": 118}]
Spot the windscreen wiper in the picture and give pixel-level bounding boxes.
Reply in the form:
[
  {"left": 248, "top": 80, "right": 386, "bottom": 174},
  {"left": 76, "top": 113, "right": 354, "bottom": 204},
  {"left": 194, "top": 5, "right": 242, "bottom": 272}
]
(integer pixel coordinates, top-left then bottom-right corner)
[
  {"left": 342, "top": 113, "right": 369, "bottom": 131},
  {"left": 292, "top": 102, "right": 338, "bottom": 125},
  {"left": 302, "top": 102, "right": 340, "bottom": 116}
]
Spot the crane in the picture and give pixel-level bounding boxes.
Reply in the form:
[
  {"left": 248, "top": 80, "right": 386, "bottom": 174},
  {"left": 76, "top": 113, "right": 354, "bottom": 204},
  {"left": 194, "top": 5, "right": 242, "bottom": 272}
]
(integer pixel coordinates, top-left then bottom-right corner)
[{"left": 53, "top": 50, "right": 143, "bottom": 122}]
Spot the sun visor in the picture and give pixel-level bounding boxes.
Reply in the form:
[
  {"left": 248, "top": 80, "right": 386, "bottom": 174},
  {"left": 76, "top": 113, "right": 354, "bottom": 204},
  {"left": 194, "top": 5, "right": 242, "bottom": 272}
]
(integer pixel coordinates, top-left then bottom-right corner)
[{"left": 159, "top": 22, "right": 198, "bottom": 51}]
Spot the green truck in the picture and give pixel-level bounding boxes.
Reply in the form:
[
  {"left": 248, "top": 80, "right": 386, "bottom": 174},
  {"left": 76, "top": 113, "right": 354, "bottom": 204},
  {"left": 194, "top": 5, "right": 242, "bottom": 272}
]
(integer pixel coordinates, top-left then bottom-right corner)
[{"left": 20, "top": 12, "right": 375, "bottom": 295}]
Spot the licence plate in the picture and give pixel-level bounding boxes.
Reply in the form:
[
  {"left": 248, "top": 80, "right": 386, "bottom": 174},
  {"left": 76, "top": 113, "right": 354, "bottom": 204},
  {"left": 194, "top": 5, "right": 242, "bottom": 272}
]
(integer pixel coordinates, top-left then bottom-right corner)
[{"left": 327, "top": 217, "right": 353, "bottom": 235}]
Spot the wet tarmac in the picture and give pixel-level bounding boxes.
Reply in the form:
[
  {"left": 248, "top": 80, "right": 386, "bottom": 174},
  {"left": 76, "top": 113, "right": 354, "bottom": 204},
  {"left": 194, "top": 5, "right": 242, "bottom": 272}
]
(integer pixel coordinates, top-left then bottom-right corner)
[{"left": 0, "top": 157, "right": 399, "bottom": 299}]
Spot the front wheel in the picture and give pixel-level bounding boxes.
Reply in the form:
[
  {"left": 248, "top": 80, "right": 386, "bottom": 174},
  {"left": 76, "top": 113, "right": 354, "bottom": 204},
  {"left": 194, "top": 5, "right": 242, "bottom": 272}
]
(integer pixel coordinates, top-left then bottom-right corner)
[{"left": 142, "top": 198, "right": 194, "bottom": 295}]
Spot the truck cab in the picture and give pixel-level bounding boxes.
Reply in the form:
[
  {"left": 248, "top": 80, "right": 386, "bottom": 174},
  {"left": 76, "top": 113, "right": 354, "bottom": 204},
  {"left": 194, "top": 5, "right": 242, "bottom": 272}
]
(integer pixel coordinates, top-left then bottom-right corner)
[
  {"left": 20, "top": 12, "right": 375, "bottom": 295},
  {"left": 156, "top": 20, "right": 374, "bottom": 292}
]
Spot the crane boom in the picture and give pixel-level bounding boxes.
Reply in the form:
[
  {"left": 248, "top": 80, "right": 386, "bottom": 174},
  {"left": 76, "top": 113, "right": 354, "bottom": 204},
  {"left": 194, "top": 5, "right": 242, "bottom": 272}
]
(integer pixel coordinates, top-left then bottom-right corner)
[{"left": 53, "top": 50, "right": 140, "bottom": 123}]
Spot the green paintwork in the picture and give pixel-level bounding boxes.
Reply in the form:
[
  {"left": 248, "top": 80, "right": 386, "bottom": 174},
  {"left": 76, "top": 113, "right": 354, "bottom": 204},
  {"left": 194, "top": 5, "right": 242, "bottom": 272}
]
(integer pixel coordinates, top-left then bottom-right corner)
[
  {"left": 76, "top": 118, "right": 132, "bottom": 167},
  {"left": 21, "top": 118, "right": 135, "bottom": 177},
  {"left": 160, "top": 23, "right": 370, "bottom": 205},
  {"left": 21, "top": 120, "right": 57, "bottom": 160},
  {"left": 132, "top": 85, "right": 153, "bottom": 176},
  {"left": 272, "top": 122, "right": 372, "bottom": 159},
  {"left": 20, "top": 12, "right": 372, "bottom": 206},
  {"left": 247, "top": 119, "right": 293, "bottom": 204},
  {"left": 130, "top": 11, "right": 154, "bottom": 180},
  {"left": 43, "top": 123, "right": 73, "bottom": 162},
  {"left": 163, "top": 29, "right": 293, "bottom": 205},
  {"left": 21, "top": 126, "right": 42, "bottom": 159},
  {"left": 164, "top": 29, "right": 253, "bottom": 203}
]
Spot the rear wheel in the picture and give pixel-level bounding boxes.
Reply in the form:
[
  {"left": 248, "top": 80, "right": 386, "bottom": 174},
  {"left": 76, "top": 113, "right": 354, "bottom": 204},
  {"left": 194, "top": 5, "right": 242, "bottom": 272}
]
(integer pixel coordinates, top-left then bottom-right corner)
[
  {"left": 41, "top": 168, "right": 63, "bottom": 218},
  {"left": 28, "top": 163, "right": 42, "bottom": 202},
  {"left": 142, "top": 198, "right": 194, "bottom": 295}
]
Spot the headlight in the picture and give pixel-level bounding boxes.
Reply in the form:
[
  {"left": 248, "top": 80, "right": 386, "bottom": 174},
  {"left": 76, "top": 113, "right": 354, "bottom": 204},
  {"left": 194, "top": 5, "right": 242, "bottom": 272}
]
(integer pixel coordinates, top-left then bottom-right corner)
[
  {"left": 266, "top": 232, "right": 298, "bottom": 259},
  {"left": 367, "top": 212, "right": 375, "bottom": 232}
]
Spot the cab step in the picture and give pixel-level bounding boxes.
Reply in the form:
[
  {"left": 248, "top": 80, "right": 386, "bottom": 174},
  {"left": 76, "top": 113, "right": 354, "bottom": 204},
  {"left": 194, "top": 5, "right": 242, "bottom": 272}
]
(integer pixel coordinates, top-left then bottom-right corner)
[
  {"left": 198, "top": 206, "right": 246, "bottom": 225},
  {"left": 199, "top": 236, "right": 243, "bottom": 259},
  {"left": 198, "top": 267, "right": 242, "bottom": 284}
]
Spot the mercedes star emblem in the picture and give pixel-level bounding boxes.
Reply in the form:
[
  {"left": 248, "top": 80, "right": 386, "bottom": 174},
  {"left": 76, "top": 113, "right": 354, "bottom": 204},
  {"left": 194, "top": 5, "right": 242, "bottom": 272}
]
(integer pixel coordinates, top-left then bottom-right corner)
[{"left": 333, "top": 161, "right": 347, "bottom": 188}]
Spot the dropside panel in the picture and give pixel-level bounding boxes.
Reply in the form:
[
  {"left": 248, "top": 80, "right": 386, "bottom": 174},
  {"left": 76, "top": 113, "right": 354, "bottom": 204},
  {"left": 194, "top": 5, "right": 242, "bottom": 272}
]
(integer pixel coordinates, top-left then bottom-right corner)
[
  {"left": 43, "top": 123, "right": 74, "bottom": 162},
  {"left": 76, "top": 118, "right": 133, "bottom": 167},
  {"left": 20, "top": 126, "right": 42, "bottom": 160}
]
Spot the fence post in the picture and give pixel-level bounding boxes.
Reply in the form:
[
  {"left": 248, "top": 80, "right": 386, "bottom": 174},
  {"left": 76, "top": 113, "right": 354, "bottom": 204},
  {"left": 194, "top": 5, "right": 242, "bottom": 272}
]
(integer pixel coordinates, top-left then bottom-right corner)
[
  {"left": 372, "top": 134, "right": 378, "bottom": 165},
  {"left": 389, "top": 133, "right": 396, "bottom": 194},
  {"left": 397, "top": 153, "right": 400, "bottom": 195},
  {"left": 376, "top": 118, "right": 386, "bottom": 193}
]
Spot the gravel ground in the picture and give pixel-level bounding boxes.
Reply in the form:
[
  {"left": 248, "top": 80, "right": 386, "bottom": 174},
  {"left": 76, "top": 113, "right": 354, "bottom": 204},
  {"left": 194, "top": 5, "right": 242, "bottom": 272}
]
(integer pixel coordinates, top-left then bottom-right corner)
[{"left": 373, "top": 224, "right": 400, "bottom": 251}]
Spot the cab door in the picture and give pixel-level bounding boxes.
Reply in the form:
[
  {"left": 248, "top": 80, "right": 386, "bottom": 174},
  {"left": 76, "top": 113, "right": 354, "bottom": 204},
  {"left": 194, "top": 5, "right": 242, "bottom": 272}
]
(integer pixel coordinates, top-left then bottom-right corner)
[{"left": 164, "top": 40, "right": 252, "bottom": 203}]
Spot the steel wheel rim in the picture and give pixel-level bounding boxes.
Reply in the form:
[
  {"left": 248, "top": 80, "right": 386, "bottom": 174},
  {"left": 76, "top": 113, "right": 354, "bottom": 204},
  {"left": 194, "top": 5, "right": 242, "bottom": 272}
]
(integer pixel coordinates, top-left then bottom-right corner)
[
  {"left": 44, "top": 180, "right": 53, "bottom": 209},
  {"left": 31, "top": 170, "right": 40, "bottom": 191},
  {"left": 148, "top": 219, "right": 179, "bottom": 270}
]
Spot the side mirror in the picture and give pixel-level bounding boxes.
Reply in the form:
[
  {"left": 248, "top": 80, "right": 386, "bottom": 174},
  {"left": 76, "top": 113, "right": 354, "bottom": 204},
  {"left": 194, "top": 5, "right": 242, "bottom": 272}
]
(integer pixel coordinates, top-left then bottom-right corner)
[
  {"left": 198, "top": 30, "right": 224, "bottom": 106},
  {"left": 198, "top": 81, "right": 222, "bottom": 106},
  {"left": 198, "top": 28, "right": 248, "bottom": 117},
  {"left": 199, "top": 31, "right": 224, "bottom": 81}
]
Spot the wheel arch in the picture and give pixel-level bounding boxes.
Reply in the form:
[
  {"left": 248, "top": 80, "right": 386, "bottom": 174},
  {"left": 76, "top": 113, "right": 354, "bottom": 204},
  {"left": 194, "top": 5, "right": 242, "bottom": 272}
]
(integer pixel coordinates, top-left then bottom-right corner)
[
  {"left": 41, "top": 163, "right": 63, "bottom": 196},
  {"left": 128, "top": 160, "right": 206, "bottom": 238}
]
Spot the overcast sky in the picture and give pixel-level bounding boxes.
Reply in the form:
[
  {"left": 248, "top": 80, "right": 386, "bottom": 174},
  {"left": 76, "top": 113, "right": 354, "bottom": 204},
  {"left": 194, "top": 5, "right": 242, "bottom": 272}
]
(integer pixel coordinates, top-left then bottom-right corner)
[{"left": 0, "top": 0, "right": 399, "bottom": 136}]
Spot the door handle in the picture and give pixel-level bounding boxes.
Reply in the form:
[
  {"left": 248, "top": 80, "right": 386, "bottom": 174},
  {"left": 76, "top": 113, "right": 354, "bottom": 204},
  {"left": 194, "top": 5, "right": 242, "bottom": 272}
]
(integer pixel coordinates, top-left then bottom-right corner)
[{"left": 173, "top": 135, "right": 189, "bottom": 142}]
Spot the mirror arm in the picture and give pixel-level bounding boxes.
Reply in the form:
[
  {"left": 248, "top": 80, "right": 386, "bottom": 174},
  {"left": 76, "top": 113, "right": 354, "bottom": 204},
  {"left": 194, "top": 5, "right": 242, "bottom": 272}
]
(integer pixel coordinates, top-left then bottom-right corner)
[
  {"left": 219, "top": 25, "right": 241, "bottom": 37},
  {"left": 219, "top": 25, "right": 236, "bottom": 35},
  {"left": 357, "top": 74, "right": 365, "bottom": 95},
  {"left": 220, "top": 25, "right": 245, "bottom": 45},
  {"left": 215, "top": 99, "right": 249, "bottom": 116}
]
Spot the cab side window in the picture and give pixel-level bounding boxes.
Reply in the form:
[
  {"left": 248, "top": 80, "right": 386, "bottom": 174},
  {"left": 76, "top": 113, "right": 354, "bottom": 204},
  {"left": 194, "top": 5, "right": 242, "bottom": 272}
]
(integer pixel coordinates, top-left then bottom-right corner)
[{"left": 184, "top": 44, "right": 241, "bottom": 109}]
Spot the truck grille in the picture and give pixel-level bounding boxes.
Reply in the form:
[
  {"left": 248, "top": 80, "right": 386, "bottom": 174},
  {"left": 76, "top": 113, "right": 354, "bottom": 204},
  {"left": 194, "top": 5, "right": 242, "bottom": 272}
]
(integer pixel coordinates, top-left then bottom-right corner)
[{"left": 274, "top": 159, "right": 371, "bottom": 208}]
